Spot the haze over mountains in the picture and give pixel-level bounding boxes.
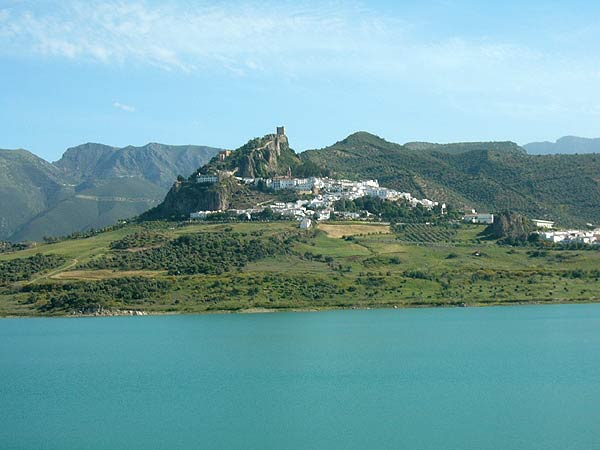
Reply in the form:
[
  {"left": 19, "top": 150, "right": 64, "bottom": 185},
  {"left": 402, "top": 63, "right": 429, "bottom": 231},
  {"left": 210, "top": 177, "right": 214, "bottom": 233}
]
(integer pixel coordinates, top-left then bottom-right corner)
[
  {"left": 0, "top": 143, "right": 221, "bottom": 241},
  {"left": 524, "top": 136, "right": 600, "bottom": 155}
]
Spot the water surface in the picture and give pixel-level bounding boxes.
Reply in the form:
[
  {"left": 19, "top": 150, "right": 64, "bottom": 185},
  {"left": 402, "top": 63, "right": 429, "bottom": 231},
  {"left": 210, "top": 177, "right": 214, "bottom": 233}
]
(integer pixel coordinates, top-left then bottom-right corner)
[{"left": 2, "top": 305, "right": 600, "bottom": 450}]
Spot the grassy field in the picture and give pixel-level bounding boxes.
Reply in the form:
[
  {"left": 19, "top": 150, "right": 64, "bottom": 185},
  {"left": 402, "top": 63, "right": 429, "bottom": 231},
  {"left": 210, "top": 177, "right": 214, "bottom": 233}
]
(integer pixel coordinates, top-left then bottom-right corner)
[
  {"left": 50, "top": 270, "right": 165, "bottom": 281},
  {"left": 1, "top": 220, "right": 600, "bottom": 316},
  {"left": 318, "top": 222, "right": 391, "bottom": 238}
]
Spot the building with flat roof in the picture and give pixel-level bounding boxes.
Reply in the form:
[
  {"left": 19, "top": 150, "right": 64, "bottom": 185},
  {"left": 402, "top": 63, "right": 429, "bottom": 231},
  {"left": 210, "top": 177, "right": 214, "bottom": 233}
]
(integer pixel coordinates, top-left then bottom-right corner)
[
  {"left": 464, "top": 213, "right": 494, "bottom": 224},
  {"left": 532, "top": 219, "right": 555, "bottom": 229},
  {"left": 196, "top": 174, "right": 219, "bottom": 184}
]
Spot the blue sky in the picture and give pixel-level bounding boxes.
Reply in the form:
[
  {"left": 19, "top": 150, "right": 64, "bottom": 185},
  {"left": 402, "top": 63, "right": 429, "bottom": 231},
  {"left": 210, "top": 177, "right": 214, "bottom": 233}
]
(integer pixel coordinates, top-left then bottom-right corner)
[{"left": 2, "top": 0, "right": 600, "bottom": 161}]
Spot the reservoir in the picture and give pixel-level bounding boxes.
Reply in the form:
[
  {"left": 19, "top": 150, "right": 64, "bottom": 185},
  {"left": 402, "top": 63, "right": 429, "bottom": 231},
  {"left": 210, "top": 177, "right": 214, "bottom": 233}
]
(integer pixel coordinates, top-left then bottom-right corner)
[{"left": 2, "top": 305, "right": 600, "bottom": 450}]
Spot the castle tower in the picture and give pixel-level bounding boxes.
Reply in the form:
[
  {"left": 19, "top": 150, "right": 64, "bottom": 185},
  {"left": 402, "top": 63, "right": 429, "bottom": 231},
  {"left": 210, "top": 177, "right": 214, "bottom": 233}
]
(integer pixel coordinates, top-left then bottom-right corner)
[{"left": 273, "top": 126, "right": 287, "bottom": 155}]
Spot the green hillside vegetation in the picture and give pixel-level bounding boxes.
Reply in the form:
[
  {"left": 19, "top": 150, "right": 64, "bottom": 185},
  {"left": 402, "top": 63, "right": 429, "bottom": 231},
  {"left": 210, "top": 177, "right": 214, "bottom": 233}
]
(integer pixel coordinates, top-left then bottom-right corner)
[
  {"left": 0, "top": 143, "right": 221, "bottom": 241},
  {"left": 0, "top": 241, "right": 30, "bottom": 254},
  {"left": 0, "top": 149, "right": 67, "bottom": 240},
  {"left": 0, "top": 254, "right": 66, "bottom": 284},
  {"left": 198, "top": 132, "right": 326, "bottom": 179},
  {"left": 81, "top": 230, "right": 300, "bottom": 275},
  {"left": 334, "top": 196, "right": 457, "bottom": 222},
  {"left": 6, "top": 129, "right": 600, "bottom": 243},
  {"left": 2, "top": 220, "right": 600, "bottom": 317},
  {"left": 301, "top": 132, "right": 600, "bottom": 226}
]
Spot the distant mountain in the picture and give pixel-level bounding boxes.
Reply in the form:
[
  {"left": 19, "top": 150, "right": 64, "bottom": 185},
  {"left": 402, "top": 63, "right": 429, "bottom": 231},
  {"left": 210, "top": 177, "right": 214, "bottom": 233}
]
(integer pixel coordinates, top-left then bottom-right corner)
[
  {"left": 1, "top": 143, "right": 221, "bottom": 241},
  {"left": 55, "top": 143, "right": 217, "bottom": 187},
  {"left": 524, "top": 136, "right": 600, "bottom": 155},
  {"left": 301, "top": 132, "right": 600, "bottom": 226},
  {"left": 0, "top": 149, "right": 68, "bottom": 240}
]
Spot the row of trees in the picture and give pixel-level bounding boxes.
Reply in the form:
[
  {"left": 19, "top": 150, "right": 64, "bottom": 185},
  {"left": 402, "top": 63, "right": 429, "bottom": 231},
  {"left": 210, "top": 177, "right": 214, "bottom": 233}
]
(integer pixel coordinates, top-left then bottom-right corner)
[
  {"left": 0, "top": 241, "right": 30, "bottom": 254},
  {"left": 110, "top": 231, "right": 168, "bottom": 250},
  {"left": 334, "top": 197, "right": 454, "bottom": 223},
  {"left": 84, "top": 231, "right": 300, "bottom": 275},
  {"left": 24, "top": 277, "right": 174, "bottom": 312},
  {"left": 0, "top": 254, "right": 66, "bottom": 284}
]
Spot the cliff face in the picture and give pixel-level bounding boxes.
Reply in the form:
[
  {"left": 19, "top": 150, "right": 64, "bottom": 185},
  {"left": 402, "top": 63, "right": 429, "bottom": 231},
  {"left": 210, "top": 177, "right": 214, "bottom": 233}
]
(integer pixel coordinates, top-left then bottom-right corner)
[
  {"left": 197, "top": 130, "right": 299, "bottom": 180},
  {"left": 144, "top": 128, "right": 321, "bottom": 220},
  {"left": 487, "top": 211, "right": 534, "bottom": 242},
  {"left": 141, "top": 182, "right": 229, "bottom": 220},
  {"left": 237, "top": 133, "right": 290, "bottom": 178}
]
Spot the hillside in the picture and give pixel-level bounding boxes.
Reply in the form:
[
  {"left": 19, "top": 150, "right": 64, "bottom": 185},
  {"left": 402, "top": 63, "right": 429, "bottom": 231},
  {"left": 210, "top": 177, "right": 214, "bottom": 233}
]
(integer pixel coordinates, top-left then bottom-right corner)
[
  {"left": 525, "top": 136, "right": 600, "bottom": 155},
  {"left": 198, "top": 128, "right": 301, "bottom": 178},
  {"left": 1, "top": 143, "right": 221, "bottom": 242},
  {"left": 0, "top": 149, "right": 71, "bottom": 240},
  {"left": 55, "top": 142, "right": 218, "bottom": 187},
  {"left": 2, "top": 220, "right": 600, "bottom": 317},
  {"left": 144, "top": 128, "right": 322, "bottom": 220},
  {"left": 301, "top": 132, "right": 600, "bottom": 226},
  {"left": 5, "top": 129, "right": 600, "bottom": 241}
]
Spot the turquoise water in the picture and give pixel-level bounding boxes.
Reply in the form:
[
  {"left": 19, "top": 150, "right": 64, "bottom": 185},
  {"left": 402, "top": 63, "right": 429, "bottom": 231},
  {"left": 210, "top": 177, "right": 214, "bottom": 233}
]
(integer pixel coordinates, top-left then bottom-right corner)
[{"left": 1, "top": 305, "right": 600, "bottom": 450}]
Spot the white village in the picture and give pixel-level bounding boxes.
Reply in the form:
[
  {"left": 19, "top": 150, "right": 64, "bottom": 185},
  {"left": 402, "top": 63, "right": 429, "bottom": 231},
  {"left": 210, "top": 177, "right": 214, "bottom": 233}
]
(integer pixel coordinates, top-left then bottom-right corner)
[
  {"left": 191, "top": 173, "right": 445, "bottom": 224},
  {"left": 192, "top": 170, "right": 600, "bottom": 245},
  {"left": 190, "top": 128, "right": 600, "bottom": 245}
]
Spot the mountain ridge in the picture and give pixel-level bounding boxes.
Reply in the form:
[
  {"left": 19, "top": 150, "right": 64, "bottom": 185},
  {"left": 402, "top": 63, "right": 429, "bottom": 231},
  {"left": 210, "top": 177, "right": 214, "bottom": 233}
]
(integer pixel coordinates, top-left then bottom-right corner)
[
  {"left": 524, "top": 136, "right": 600, "bottom": 154},
  {"left": 301, "top": 132, "right": 600, "bottom": 226},
  {"left": 4, "top": 130, "right": 600, "bottom": 241},
  {"left": 0, "top": 143, "right": 222, "bottom": 241}
]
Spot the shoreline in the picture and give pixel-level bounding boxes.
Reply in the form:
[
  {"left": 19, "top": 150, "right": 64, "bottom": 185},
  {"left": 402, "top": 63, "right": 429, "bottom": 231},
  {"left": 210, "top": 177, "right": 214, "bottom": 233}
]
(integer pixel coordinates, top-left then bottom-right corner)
[{"left": 1, "top": 298, "right": 599, "bottom": 319}]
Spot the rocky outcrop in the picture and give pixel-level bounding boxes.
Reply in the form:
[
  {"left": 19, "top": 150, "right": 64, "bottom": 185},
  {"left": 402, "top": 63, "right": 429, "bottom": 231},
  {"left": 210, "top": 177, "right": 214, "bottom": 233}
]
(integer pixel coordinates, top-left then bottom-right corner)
[
  {"left": 195, "top": 128, "right": 299, "bottom": 180},
  {"left": 75, "top": 305, "right": 148, "bottom": 316},
  {"left": 143, "top": 128, "right": 316, "bottom": 220},
  {"left": 486, "top": 211, "right": 534, "bottom": 243},
  {"left": 141, "top": 180, "right": 229, "bottom": 220}
]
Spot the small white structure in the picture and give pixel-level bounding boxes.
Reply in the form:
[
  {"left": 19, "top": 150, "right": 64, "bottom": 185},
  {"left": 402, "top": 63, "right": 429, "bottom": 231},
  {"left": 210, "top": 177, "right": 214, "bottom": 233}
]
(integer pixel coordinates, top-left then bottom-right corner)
[
  {"left": 532, "top": 219, "right": 555, "bottom": 229},
  {"left": 190, "top": 210, "right": 221, "bottom": 219},
  {"left": 299, "top": 217, "right": 312, "bottom": 229},
  {"left": 539, "top": 229, "right": 599, "bottom": 245},
  {"left": 336, "top": 211, "right": 362, "bottom": 220},
  {"left": 463, "top": 213, "right": 494, "bottom": 224},
  {"left": 316, "top": 210, "right": 332, "bottom": 221},
  {"left": 271, "top": 178, "right": 296, "bottom": 190},
  {"left": 196, "top": 174, "right": 219, "bottom": 184}
]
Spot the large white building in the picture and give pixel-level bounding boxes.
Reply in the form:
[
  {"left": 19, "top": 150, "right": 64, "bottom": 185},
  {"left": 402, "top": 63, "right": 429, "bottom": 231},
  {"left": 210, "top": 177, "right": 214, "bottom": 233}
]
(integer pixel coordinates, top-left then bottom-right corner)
[{"left": 196, "top": 174, "right": 219, "bottom": 184}]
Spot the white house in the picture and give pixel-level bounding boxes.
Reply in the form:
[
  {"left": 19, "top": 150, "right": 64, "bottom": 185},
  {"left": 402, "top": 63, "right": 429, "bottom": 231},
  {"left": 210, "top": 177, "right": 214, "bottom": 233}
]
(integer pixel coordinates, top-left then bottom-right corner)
[
  {"left": 464, "top": 213, "right": 494, "bottom": 224},
  {"left": 532, "top": 219, "right": 555, "bottom": 229},
  {"left": 316, "top": 210, "right": 332, "bottom": 221}
]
